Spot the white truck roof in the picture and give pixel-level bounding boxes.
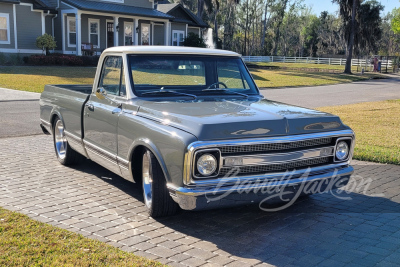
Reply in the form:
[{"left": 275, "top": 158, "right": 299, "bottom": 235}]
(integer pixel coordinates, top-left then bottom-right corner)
[{"left": 103, "top": 46, "right": 240, "bottom": 57}]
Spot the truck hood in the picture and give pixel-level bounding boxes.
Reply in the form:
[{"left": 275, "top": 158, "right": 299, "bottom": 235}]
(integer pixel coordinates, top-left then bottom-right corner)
[{"left": 136, "top": 98, "right": 347, "bottom": 140}]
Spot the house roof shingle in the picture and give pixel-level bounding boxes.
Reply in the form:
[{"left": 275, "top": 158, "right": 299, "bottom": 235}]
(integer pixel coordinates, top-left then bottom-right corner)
[{"left": 62, "top": 0, "right": 173, "bottom": 19}]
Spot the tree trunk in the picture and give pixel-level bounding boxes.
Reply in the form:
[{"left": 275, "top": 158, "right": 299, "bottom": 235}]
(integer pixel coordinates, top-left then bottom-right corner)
[
  {"left": 345, "top": 0, "right": 357, "bottom": 74},
  {"left": 197, "top": 0, "right": 204, "bottom": 18}
]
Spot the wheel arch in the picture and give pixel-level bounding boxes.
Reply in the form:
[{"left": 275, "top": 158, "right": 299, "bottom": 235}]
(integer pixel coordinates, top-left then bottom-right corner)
[{"left": 128, "top": 138, "right": 172, "bottom": 184}]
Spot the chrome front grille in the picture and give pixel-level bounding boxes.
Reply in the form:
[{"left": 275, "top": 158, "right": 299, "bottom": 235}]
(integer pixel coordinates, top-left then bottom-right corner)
[
  {"left": 218, "top": 157, "right": 330, "bottom": 177},
  {"left": 219, "top": 137, "right": 333, "bottom": 154}
]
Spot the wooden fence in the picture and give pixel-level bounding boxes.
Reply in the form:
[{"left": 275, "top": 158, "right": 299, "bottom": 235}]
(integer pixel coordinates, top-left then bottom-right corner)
[{"left": 242, "top": 56, "right": 393, "bottom": 69}]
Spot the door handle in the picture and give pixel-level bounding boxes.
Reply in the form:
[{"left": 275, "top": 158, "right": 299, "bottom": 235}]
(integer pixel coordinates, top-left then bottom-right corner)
[
  {"left": 112, "top": 108, "right": 122, "bottom": 114},
  {"left": 85, "top": 103, "right": 94, "bottom": 111}
]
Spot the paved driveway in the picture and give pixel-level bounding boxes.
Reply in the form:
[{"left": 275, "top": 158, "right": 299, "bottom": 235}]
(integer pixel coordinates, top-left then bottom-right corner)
[
  {"left": 260, "top": 75, "right": 400, "bottom": 108},
  {"left": 0, "top": 135, "right": 399, "bottom": 267}
]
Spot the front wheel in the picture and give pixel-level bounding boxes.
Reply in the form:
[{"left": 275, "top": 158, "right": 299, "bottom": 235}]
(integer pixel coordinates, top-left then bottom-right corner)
[
  {"left": 52, "top": 117, "right": 82, "bottom": 165},
  {"left": 142, "top": 150, "right": 178, "bottom": 217}
]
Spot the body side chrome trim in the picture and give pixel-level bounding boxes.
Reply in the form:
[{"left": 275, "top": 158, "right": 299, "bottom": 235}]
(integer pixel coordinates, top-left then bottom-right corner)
[
  {"left": 83, "top": 140, "right": 117, "bottom": 163},
  {"left": 40, "top": 119, "right": 51, "bottom": 127}
]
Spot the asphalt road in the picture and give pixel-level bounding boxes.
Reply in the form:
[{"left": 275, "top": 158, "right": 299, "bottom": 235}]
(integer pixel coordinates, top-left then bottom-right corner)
[
  {"left": 0, "top": 88, "right": 41, "bottom": 138},
  {"left": 0, "top": 76, "right": 399, "bottom": 138}
]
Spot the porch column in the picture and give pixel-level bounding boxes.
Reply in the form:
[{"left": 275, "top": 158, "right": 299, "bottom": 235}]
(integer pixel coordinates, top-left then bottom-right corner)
[
  {"left": 113, "top": 16, "right": 119, "bottom": 46},
  {"left": 134, "top": 18, "right": 139, "bottom": 45},
  {"left": 76, "top": 11, "right": 82, "bottom": 56},
  {"left": 151, "top": 22, "right": 154, "bottom": 45},
  {"left": 164, "top": 21, "right": 170, "bottom": 46},
  {"left": 61, "top": 12, "right": 65, "bottom": 53},
  {"left": 185, "top": 24, "right": 188, "bottom": 37}
]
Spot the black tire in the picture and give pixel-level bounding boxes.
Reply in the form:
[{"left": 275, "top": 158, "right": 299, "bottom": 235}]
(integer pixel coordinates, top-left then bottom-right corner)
[
  {"left": 142, "top": 150, "right": 178, "bottom": 217},
  {"left": 52, "top": 117, "right": 82, "bottom": 165}
]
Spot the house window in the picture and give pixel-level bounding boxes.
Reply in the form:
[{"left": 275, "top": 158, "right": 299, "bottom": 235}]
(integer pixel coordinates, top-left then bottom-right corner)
[
  {"left": 88, "top": 19, "right": 99, "bottom": 47},
  {"left": 141, "top": 24, "right": 150, "bottom": 45},
  {"left": 124, "top": 22, "right": 133, "bottom": 45},
  {"left": 67, "top": 17, "right": 76, "bottom": 47},
  {"left": 172, "top": 30, "right": 184, "bottom": 46},
  {"left": 0, "top": 13, "right": 10, "bottom": 44}
]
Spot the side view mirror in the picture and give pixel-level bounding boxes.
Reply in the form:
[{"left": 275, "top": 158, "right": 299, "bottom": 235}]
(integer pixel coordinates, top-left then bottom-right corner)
[
  {"left": 94, "top": 87, "right": 122, "bottom": 109},
  {"left": 96, "top": 87, "right": 107, "bottom": 100}
]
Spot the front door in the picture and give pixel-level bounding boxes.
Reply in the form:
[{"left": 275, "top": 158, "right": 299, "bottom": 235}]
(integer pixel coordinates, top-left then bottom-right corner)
[
  {"left": 107, "top": 22, "right": 114, "bottom": 48},
  {"left": 84, "top": 56, "right": 124, "bottom": 175},
  {"left": 141, "top": 23, "right": 150, "bottom": 45}
]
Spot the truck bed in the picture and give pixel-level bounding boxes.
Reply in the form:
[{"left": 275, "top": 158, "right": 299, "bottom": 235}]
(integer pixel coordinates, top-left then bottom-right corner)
[
  {"left": 51, "top": 84, "right": 93, "bottom": 95},
  {"left": 40, "top": 84, "right": 92, "bottom": 139}
]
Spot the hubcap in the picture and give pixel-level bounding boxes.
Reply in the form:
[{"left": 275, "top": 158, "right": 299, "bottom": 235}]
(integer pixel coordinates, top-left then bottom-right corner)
[
  {"left": 54, "top": 120, "right": 67, "bottom": 160},
  {"left": 142, "top": 153, "right": 153, "bottom": 208}
]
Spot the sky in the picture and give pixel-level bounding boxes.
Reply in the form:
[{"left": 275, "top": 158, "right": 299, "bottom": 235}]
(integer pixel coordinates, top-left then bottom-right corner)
[{"left": 302, "top": 0, "right": 400, "bottom": 16}]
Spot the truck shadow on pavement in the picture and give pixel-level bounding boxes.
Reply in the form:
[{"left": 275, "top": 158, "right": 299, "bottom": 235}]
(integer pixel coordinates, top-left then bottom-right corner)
[{"left": 74, "top": 159, "right": 400, "bottom": 266}]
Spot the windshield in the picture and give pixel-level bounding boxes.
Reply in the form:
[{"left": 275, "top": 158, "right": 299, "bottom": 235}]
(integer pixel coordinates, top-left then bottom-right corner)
[{"left": 128, "top": 55, "right": 258, "bottom": 97}]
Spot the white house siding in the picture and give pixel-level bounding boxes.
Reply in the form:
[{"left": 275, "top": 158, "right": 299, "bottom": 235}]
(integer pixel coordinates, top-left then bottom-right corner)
[
  {"left": 0, "top": 3, "right": 15, "bottom": 50},
  {"left": 16, "top": 4, "right": 42, "bottom": 49}
]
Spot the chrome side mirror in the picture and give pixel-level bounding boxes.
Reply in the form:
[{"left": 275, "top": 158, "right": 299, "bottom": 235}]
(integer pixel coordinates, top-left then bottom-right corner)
[{"left": 96, "top": 87, "right": 107, "bottom": 100}]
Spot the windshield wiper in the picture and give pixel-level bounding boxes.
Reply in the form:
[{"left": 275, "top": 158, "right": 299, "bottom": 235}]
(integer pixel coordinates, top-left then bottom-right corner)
[
  {"left": 202, "top": 88, "right": 249, "bottom": 98},
  {"left": 141, "top": 90, "right": 197, "bottom": 100}
]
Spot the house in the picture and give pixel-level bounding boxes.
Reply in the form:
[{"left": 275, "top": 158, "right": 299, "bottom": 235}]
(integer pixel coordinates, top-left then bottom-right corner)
[{"left": 0, "top": 0, "right": 207, "bottom": 55}]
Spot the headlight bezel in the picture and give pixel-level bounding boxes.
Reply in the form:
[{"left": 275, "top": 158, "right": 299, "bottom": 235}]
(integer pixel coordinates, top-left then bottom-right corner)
[
  {"left": 334, "top": 137, "right": 352, "bottom": 162},
  {"left": 193, "top": 149, "right": 221, "bottom": 178}
]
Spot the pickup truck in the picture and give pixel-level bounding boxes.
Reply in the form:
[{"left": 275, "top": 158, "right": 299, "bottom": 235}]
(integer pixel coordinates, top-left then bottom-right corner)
[{"left": 40, "top": 46, "right": 355, "bottom": 217}]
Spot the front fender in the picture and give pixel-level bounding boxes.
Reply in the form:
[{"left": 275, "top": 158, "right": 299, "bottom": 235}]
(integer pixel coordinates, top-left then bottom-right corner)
[{"left": 118, "top": 112, "right": 198, "bottom": 187}]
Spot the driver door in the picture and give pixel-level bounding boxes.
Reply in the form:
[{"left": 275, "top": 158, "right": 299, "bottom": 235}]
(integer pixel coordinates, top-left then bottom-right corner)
[{"left": 84, "top": 56, "right": 124, "bottom": 175}]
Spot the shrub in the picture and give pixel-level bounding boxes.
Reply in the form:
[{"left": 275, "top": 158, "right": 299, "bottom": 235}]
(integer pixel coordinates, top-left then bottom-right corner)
[
  {"left": 24, "top": 54, "right": 85, "bottom": 66},
  {"left": 36, "top": 34, "right": 57, "bottom": 55},
  {"left": 183, "top": 32, "right": 207, "bottom": 48}
]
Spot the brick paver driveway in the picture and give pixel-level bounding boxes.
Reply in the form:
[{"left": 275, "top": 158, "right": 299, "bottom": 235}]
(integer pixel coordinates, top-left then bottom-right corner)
[{"left": 1, "top": 135, "right": 399, "bottom": 267}]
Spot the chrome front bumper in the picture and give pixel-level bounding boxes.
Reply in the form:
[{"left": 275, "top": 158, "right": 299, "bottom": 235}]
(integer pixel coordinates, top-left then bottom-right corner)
[{"left": 167, "top": 165, "right": 354, "bottom": 210}]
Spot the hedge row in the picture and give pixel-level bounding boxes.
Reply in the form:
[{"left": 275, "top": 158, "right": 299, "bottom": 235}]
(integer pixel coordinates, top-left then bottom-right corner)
[{"left": 23, "top": 54, "right": 99, "bottom": 66}]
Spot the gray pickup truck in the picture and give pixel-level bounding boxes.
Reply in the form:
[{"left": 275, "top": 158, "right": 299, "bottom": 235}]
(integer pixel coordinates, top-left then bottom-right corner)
[{"left": 40, "top": 46, "right": 355, "bottom": 217}]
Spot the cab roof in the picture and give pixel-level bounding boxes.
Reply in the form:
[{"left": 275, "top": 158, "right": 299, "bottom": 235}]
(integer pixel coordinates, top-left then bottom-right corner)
[{"left": 103, "top": 46, "right": 241, "bottom": 57}]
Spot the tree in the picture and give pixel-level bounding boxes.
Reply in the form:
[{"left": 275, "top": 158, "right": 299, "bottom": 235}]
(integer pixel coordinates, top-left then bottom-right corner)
[
  {"left": 392, "top": 7, "right": 400, "bottom": 34},
  {"left": 333, "top": 0, "right": 360, "bottom": 74},
  {"left": 183, "top": 32, "right": 207, "bottom": 47},
  {"left": 35, "top": 33, "right": 57, "bottom": 55}
]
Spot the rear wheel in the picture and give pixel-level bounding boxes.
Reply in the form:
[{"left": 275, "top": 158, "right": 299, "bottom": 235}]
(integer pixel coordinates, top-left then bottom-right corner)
[
  {"left": 142, "top": 150, "right": 178, "bottom": 217},
  {"left": 53, "top": 117, "right": 82, "bottom": 165}
]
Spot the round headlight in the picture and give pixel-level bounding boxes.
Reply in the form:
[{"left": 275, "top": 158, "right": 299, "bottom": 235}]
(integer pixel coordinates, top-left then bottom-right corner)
[
  {"left": 197, "top": 154, "right": 217, "bottom": 176},
  {"left": 336, "top": 141, "right": 349, "bottom": 161}
]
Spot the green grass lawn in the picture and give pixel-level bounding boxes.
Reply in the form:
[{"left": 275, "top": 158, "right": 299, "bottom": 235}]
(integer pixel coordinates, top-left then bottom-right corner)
[
  {"left": 0, "top": 65, "right": 384, "bottom": 93},
  {"left": 318, "top": 99, "right": 400, "bottom": 165},
  {"left": 0, "top": 207, "right": 163, "bottom": 266}
]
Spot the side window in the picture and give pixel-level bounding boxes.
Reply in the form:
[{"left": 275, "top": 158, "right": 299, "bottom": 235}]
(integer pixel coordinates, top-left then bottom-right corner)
[
  {"left": 217, "top": 60, "right": 250, "bottom": 89},
  {"left": 98, "top": 56, "right": 123, "bottom": 96}
]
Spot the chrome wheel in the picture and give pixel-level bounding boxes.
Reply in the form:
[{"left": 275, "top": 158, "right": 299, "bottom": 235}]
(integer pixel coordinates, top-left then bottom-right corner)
[
  {"left": 142, "top": 153, "right": 153, "bottom": 208},
  {"left": 54, "top": 120, "right": 67, "bottom": 160}
]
